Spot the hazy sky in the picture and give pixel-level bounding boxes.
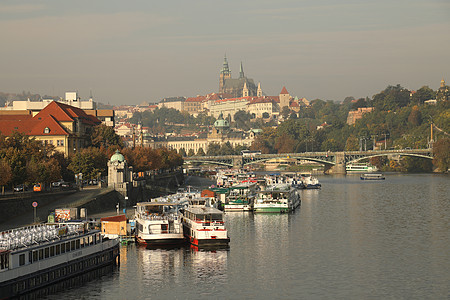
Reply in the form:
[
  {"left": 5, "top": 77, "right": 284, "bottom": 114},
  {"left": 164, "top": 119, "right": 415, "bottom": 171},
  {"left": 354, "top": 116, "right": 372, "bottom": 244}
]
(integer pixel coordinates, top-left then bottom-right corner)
[{"left": 1, "top": 0, "right": 449, "bottom": 105}]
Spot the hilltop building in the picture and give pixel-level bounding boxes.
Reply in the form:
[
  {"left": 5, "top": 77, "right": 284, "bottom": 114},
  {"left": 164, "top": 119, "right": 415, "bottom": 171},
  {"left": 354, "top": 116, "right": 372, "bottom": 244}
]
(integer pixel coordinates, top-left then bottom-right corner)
[
  {"left": 219, "top": 56, "right": 258, "bottom": 98},
  {"left": 346, "top": 107, "right": 375, "bottom": 125},
  {"left": 436, "top": 78, "right": 449, "bottom": 101}
]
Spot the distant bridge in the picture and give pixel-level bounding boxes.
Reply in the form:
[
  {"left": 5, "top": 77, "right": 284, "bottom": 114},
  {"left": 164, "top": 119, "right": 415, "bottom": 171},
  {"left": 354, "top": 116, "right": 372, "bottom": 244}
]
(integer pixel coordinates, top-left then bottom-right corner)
[{"left": 184, "top": 148, "right": 433, "bottom": 174}]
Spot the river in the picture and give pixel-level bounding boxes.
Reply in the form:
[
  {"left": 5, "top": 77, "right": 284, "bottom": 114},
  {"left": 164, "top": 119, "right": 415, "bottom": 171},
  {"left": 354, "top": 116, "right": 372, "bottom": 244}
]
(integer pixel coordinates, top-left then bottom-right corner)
[{"left": 40, "top": 173, "right": 449, "bottom": 299}]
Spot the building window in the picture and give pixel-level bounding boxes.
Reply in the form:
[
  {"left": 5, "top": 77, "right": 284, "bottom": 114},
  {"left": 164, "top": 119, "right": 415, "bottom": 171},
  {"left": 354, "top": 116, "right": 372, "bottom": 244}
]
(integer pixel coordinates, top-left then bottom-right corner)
[
  {"left": 44, "top": 127, "right": 50, "bottom": 134},
  {"left": 57, "top": 140, "right": 64, "bottom": 147}
]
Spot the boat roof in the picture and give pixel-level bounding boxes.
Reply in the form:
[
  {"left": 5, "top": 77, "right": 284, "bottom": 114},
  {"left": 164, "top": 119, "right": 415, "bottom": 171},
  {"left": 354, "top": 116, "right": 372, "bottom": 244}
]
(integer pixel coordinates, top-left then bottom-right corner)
[
  {"left": 137, "top": 202, "right": 180, "bottom": 206},
  {"left": 185, "top": 206, "right": 223, "bottom": 215}
]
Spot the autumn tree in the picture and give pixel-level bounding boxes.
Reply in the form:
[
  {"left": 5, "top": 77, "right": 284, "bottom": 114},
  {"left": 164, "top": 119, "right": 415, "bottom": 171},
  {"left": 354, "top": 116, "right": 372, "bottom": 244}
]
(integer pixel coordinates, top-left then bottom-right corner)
[
  {"left": 433, "top": 138, "right": 450, "bottom": 172},
  {"left": 0, "top": 159, "right": 12, "bottom": 194}
]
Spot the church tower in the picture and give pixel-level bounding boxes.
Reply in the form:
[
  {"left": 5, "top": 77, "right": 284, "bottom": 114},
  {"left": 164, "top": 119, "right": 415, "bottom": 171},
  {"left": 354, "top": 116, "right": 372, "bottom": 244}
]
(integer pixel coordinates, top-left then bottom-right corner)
[
  {"left": 279, "top": 86, "right": 290, "bottom": 109},
  {"left": 243, "top": 82, "right": 249, "bottom": 97},
  {"left": 257, "top": 82, "right": 262, "bottom": 97},
  {"left": 219, "top": 55, "right": 231, "bottom": 93}
]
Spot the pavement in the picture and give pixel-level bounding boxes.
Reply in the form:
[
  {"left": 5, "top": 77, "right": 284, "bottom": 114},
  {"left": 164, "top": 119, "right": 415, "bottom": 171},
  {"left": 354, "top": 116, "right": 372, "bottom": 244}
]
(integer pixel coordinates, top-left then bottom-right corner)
[{"left": 0, "top": 187, "right": 110, "bottom": 231}]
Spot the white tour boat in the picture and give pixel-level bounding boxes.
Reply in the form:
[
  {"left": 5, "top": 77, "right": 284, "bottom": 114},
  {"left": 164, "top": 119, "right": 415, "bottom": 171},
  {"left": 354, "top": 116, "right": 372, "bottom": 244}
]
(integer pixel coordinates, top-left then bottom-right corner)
[
  {"left": 0, "top": 222, "right": 119, "bottom": 299},
  {"left": 254, "top": 184, "right": 301, "bottom": 213},
  {"left": 134, "top": 202, "right": 185, "bottom": 246},
  {"left": 182, "top": 207, "right": 230, "bottom": 247},
  {"left": 346, "top": 163, "right": 378, "bottom": 173}
]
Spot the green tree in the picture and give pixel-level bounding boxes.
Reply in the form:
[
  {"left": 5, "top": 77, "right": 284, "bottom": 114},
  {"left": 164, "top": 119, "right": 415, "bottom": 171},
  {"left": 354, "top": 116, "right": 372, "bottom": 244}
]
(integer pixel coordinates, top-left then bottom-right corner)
[
  {"left": 68, "top": 147, "right": 108, "bottom": 180},
  {"left": 197, "top": 148, "right": 206, "bottom": 156},
  {"left": 187, "top": 149, "right": 195, "bottom": 156},
  {"left": 412, "top": 86, "right": 435, "bottom": 104},
  {"left": 91, "top": 124, "right": 124, "bottom": 148}
]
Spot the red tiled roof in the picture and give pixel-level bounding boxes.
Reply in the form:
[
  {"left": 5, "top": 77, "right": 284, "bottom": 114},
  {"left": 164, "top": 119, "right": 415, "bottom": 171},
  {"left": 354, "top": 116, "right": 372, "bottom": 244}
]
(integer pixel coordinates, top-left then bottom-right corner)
[
  {"left": 280, "top": 86, "right": 289, "bottom": 95},
  {"left": 290, "top": 102, "right": 299, "bottom": 107},
  {"left": 100, "top": 214, "right": 127, "bottom": 222},
  {"left": 35, "top": 101, "right": 101, "bottom": 126},
  {"left": 28, "top": 115, "right": 70, "bottom": 136}
]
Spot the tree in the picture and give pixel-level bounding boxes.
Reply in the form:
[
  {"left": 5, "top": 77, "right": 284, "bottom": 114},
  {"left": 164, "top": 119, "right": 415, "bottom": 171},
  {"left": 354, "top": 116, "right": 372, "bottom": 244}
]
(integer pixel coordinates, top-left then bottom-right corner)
[
  {"left": 412, "top": 86, "right": 435, "bottom": 104},
  {"left": 207, "top": 143, "right": 221, "bottom": 155},
  {"left": 345, "top": 135, "right": 359, "bottom": 151},
  {"left": 197, "top": 148, "right": 206, "bottom": 156},
  {"left": 274, "top": 133, "right": 295, "bottom": 153},
  {"left": 187, "top": 149, "right": 195, "bottom": 156},
  {"left": 408, "top": 106, "right": 422, "bottom": 127},
  {"left": 91, "top": 124, "right": 124, "bottom": 148},
  {"left": 281, "top": 106, "right": 291, "bottom": 119},
  {"left": 0, "top": 159, "right": 12, "bottom": 194},
  {"left": 433, "top": 138, "right": 450, "bottom": 172},
  {"left": 68, "top": 147, "right": 108, "bottom": 180},
  {"left": 179, "top": 148, "right": 187, "bottom": 157},
  {"left": 262, "top": 112, "right": 270, "bottom": 119}
]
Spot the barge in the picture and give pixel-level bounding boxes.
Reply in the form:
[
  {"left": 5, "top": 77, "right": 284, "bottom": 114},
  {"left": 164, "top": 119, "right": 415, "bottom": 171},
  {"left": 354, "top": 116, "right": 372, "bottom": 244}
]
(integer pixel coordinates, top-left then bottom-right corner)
[{"left": 0, "top": 222, "right": 119, "bottom": 299}]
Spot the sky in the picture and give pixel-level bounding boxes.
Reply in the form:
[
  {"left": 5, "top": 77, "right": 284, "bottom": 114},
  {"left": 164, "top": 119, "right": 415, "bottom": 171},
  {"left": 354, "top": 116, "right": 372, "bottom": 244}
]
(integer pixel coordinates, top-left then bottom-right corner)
[{"left": 1, "top": 0, "right": 449, "bottom": 105}]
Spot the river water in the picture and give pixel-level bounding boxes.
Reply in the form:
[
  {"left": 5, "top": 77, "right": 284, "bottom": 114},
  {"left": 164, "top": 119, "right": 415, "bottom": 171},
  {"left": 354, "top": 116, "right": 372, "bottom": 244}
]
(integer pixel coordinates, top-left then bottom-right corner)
[{"left": 42, "top": 173, "right": 449, "bottom": 299}]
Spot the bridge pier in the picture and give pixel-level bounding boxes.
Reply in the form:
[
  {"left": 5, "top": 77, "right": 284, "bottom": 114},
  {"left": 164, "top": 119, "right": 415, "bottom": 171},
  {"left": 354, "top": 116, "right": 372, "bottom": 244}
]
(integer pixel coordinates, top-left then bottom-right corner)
[{"left": 327, "top": 152, "right": 346, "bottom": 174}]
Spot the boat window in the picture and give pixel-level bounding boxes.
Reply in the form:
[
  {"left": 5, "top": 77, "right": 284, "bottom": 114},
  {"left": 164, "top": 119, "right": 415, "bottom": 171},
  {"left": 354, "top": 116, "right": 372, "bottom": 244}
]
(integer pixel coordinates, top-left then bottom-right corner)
[
  {"left": 33, "top": 251, "right": 38, "bottom": 263},
  {"left": 61, "top": 243, "right": 66, "bottom": 253},
  {"left": 45, "top": 247, "right": 50, "bottom": 258},
  {"left": 56, "top": 244, "right": 61, "bottom": 255},
  {"left": 89, "top": 235, "right": 94, "bottom": 245},
  {"left": 29, "top": 251, "right": 32, "bottom": 263},
  {"left": 66, "top": 242, "right": 70, "bottom": 252},
  {"left": 71, "top": 240, "right": 75, "bottom": 251},
  {"left": 50, "top": 246, "right": 55, "bottom": 257},
  {"left": 39, "top": 249, "right": 44, "bottom": 260},
  {"left": 19, "top": 254, "right": 25, "bottom": 266},
  {"left": 76, "top": 239, "right": 80, "bottom": 249},
  {"left": 81, "top": 237, "right": 85, "bottom": 248},
  {"left": 0, "top": 253, "right": 9, "bottom": 269}
]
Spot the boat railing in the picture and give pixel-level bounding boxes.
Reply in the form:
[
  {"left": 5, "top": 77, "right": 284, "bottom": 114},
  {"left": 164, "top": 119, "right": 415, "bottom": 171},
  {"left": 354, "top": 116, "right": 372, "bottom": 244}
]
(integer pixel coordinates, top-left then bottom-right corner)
[
  {"left": 0, "top": 223, "right": 86, "bottom": 251},
  {"left": 148, "top": 227, "right": 182, "bottom": 234},
  {"left": 139, "top": 213, "right": 180, "bottom": 221}
]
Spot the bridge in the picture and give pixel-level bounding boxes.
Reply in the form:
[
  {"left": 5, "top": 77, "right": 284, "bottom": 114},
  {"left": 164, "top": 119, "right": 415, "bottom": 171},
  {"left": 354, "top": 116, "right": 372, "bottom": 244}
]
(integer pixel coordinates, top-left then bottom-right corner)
[{"left": 184, "top": 148, "right": 434, "bottom": 174}]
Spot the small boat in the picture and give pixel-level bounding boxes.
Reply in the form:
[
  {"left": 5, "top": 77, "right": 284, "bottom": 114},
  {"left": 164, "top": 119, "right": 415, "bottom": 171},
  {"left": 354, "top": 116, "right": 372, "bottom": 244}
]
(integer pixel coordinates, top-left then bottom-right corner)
[
  {"left": 301, "top": 174, "right": 321, "bottom": 189},
  {"left": 224, "top": 182, "right": 257, "bottom": 212},
  {"left": 254, "top": 184, "right": 301, "bottom": 213},
  {"left": 347, "top": 163, "right": 378, "bottom": 173},
  {"left": 182, "top": 207, "right": 230, "bottom": 247},
  {"left": 134, "top": 202, "right": 186, "bottom": 246},
  {"left": 0, "top": 222, "right": 119, "bottom": 299},
  {"left": 360, "top": 173, "right": 385, "bottom": 180}
]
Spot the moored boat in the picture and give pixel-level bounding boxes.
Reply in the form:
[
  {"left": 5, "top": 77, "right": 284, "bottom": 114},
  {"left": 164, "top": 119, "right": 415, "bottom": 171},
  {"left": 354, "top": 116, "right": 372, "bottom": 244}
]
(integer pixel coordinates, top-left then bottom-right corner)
[
  {"left": 134, "top": 202, "right": 185, "bottom": 246},
  {"left": 0, "top": 222, "right": 119, "bottom": 299},
  {"left": 254, "top": 184, "right": 301, "bottom": 213},
  {"left": 301, "top": 174, "right": 321, "bottom": 189},
  {"left": 346, "top": 163, "right": 378, "bottom": 173},
  {"left": 224, "top": 182, "right": 256, "bottom": 212},
  {"left": 182, "top": 207, "right": 230, "bottom": 247},
  {"left": 360, "top": 173, "right": 385, "bottom": 180}
]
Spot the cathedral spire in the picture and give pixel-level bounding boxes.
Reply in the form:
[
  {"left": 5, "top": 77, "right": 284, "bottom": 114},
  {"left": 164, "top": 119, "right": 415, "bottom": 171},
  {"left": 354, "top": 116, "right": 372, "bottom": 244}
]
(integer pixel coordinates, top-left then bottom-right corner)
[{"left": 239, "top": 62, "right": 244, "bottom": 78}]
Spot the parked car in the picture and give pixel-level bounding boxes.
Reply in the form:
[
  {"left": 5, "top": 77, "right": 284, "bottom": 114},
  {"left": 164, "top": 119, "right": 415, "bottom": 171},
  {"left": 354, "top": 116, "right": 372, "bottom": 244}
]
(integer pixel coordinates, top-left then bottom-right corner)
[
  {"left": 14, "top": 184, "right": 28, "bottom": 192},
  {"left": 52, "top": 179, "right": 65, "bottom": 187}
]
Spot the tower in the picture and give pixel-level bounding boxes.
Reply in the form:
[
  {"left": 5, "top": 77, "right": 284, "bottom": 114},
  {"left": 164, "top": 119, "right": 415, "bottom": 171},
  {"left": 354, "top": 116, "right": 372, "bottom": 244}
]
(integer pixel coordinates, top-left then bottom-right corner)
[
  {"left": 239, "top": 62, "right": 244, "bottom": 79},
  {"left": 279, "top": 86, "right": 290, "bottom": 109},
  {"left": 257, "top": 82, "right": 262, "bottom": 97},
  {"left": 219, "top": 55, "right": 231, "bottom": 93},
  {"left": 243, "top": 82, "right": 249, "bottom": 97}
]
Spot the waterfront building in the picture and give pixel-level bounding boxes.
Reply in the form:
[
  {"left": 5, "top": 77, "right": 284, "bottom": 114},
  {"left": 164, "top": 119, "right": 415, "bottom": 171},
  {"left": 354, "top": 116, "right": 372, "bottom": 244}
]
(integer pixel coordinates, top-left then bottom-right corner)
[
  {"left": 157, "top": 97, "right": 186, "bottom": 111},
  {"left": 0, "top": 91, "right": 115, "bottom": 127},
  {"left": 147, "top": 114, "right": 260, "bottom": 154},
  {"left": 0, "top": 101, "right": 101, "bottom": 156}
]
